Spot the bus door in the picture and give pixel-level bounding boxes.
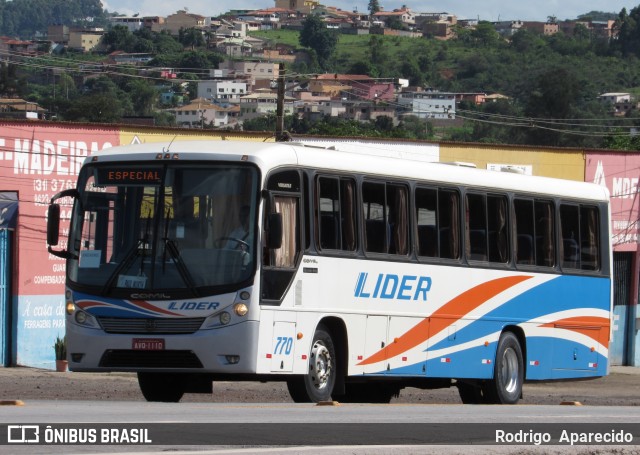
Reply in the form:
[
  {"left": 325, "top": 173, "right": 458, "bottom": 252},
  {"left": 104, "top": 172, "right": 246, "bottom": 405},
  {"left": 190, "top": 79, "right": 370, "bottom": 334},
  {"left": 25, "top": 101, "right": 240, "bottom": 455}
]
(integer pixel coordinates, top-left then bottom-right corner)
[
  {"left": 386, "top": 316, "right": 427, "bottom": 376},
  {"left": 361, "top": 315, "right": 388, "bottom": 375},
  {"left": 261, "top": 170, "right": 302, "bottom": 303}
]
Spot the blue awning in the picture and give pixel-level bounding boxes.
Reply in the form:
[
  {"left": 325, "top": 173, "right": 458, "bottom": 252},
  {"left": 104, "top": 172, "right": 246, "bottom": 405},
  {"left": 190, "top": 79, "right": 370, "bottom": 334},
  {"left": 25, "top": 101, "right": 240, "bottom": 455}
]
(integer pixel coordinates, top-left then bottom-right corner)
[{"left": 0, "top": 193, "right": 18, "bottom": 230}]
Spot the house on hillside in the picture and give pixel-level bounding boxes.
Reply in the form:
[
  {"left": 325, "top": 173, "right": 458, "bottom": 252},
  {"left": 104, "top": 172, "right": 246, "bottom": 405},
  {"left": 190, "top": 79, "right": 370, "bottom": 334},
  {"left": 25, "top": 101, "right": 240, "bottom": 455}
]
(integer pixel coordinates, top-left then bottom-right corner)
[
  {"left": 341, "top": 100, "right": 398, "bottom": 124},
  {"left": 599, "top": 92, "right": 637, "bottom": 116},
  {"left": 0, "top": 98, "right": 46, "bottom": 120},
  {"left": 274, "top": 0, "right": 320, "bottom": 15},
  {"left": 47, "top": 25, "right": 69, "bottom": 43},
  {"left": 372, "top": 7, "right": 416, "bottom": 28},
  {"left": 68, "top": 29, "right": 105, "bottom": 53},
  {"left": 522, "top": 21, "right": 558, "bottom": 35},
  {"left": 108, "top": 16, "right": 145, "bottom": 32},
  {"left": 239, "top": 90, "right": 295, "bottom": 122},
  {"left": 151, "top": 10, "right": 206, "bottom": 35},
  {"left": 197, "top": 80, "right": 248, "bottom": 102},
  {"left": 167, "top": 97, "right": 239, "bottom": 128},
  {"left": 493, "top": 20, "right": 523, "bottom": 37},
  {"left": 219, "top": 60, "right": 280, "bottom": 89},
  {"left": 308, "top": 74, "right": 396, "bottom": 101},
  {"left": 416, "top": 13, "right": 457, "bottom": 40},
  {"left": 398, "top": 90, "right": 456, "bottom": 119}
]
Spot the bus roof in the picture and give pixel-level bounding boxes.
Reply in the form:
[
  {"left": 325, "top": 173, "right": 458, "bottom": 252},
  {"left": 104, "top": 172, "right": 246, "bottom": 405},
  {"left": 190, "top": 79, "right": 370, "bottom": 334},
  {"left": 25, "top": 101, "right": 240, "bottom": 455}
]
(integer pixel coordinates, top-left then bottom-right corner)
[{"left": 89, "top": 140, "right": 609, "bottom": 202}]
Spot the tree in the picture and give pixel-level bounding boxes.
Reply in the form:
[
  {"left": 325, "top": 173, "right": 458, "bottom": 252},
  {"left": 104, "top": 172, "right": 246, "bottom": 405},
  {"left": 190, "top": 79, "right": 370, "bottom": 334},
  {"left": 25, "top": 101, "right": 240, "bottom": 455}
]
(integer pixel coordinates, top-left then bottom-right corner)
[
  {"left": 471, "top": 22, "right": 500, "bottom": 47},
  {"left": 127, "top": 79, "right": 159, "bottom": 116},
  {"left": 178, "top": 28, "right": 205, "bottom": 50},
  {"left": 299, "top": 15, "right": 338, "bottom": 70},
  {"left": 368, "top": 0, "right": 381, "bottom": 16},
  {"left": 524, "top": 67, "right": 581, "bottom": 146},
  {"left": 102, "top": 25, "right": 134, "bottom": 52}
]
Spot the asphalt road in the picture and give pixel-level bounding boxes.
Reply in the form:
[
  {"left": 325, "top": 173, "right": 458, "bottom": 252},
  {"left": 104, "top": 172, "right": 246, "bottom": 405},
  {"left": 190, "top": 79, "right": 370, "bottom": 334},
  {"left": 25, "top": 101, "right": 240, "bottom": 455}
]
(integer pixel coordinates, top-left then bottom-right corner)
[
  {"left": 0, "top": 365, "right": 639, "bottom": 405},
  {"left": 1, "top": 366, "right": 640, "bottom": 454}
]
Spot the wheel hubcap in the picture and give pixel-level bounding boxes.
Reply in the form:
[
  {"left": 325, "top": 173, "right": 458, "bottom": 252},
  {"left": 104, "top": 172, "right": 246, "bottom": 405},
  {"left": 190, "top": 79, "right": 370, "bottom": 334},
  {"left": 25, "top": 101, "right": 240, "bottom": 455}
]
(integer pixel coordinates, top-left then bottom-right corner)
[
  {"left": 500, "top": 347, "right": 519, "bottom": 394},
  {"left": 309, "top": 340, "right": 332, "bottom": 391}
]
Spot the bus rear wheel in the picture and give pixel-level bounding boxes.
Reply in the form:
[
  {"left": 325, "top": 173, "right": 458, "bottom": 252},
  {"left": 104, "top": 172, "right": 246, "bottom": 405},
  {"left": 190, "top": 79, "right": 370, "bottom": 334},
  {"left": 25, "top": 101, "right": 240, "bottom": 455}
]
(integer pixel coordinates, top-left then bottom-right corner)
[
  {"left": 137, "top": 372, "right": 186, "bottom": 402},
  {"left": 287, "top": 325, "right": 336, "bottom": 403},
  {"left": 484, "top": 331, "right": 523, "bottom": 404}
]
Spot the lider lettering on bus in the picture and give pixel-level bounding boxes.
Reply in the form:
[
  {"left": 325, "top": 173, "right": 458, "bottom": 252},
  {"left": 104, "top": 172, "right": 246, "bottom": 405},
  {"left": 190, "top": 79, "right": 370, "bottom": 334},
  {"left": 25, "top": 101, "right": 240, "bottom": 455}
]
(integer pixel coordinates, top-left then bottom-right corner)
[
  {"left": 354, "top": 273, "right": 432, "bottom": 301},
  {"left": 167, "top": 301, "right": 220, "bottom": 310}
]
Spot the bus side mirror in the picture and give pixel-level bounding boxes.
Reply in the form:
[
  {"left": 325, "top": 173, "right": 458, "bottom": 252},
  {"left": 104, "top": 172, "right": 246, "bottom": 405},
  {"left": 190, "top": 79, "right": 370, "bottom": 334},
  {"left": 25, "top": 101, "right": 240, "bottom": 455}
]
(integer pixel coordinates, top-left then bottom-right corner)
[
  {"left": 47, "top": 188, "right": 79, "bottom": 259},
  {"left": 47, "top": 204, "right": 60, "bottom": 246},
  {"left": 266, "top": 213, "right": 283, "bottom": 249}
]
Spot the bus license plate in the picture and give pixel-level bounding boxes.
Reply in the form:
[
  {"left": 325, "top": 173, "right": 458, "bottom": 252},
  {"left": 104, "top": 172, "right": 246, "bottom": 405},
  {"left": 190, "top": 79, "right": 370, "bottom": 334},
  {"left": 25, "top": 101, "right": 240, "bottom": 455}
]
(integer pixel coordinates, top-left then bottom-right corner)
[{"left": 132, "top": 338, "right": 165, "bottom": 350}]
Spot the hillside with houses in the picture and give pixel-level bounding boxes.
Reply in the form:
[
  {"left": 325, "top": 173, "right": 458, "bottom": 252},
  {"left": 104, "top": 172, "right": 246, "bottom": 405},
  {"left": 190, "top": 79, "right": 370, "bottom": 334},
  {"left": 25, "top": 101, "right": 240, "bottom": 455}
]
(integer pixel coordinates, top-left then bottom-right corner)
[{"left": 0, "top": 0, "right": 639, "bottom": 149}]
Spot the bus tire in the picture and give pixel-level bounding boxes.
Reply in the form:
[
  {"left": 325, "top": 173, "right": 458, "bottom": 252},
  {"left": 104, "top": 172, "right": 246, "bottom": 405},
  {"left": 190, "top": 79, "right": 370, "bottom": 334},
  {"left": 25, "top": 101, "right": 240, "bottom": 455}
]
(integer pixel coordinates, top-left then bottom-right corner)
[
  {"left": 457, "top": 381, "right": 485, "bottom": 404},
  {"left": 137, "top": 372, "right": 186, "bottom": 402},
  {"left": 485, "top": 332, "right": 523, "bottom": 404},
  {"left": 286, "top": 325, "right": 336, "bottom": 403}
]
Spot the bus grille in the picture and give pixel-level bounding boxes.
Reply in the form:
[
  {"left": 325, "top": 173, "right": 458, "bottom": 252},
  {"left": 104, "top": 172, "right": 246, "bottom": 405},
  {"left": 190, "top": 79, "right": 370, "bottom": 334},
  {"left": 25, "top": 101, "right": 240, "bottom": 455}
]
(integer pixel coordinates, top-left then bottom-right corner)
[
  {"left": 99, "top": 350, "right": 203, "bottom": 368},
  {"left": 97, "top": 317, "right": 205, "bottom": 334}
]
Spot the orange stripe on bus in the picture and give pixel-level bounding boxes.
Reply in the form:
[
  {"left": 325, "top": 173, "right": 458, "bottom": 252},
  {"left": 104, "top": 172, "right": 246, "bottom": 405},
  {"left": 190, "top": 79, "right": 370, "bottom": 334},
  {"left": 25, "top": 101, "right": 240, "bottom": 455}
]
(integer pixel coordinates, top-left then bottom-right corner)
[
  {"left": 357, "top": 275, "right": 533, "bottom": 366},
  {"left": 541, "top": 316, "right": 611, "bottom": 346}
]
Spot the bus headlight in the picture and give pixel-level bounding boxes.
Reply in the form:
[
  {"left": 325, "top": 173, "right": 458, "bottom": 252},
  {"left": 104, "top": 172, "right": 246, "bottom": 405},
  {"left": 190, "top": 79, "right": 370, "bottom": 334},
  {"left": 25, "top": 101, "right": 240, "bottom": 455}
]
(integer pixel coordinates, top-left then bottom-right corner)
[
  {"left": 234, "top": 303, "right": 248, "bottom": 317},
  {"left": 219, "top": 312, "right": 231, "bottom": 325},
  {"left": 74, "top": 309, "right": 98, "bottom": 328}
]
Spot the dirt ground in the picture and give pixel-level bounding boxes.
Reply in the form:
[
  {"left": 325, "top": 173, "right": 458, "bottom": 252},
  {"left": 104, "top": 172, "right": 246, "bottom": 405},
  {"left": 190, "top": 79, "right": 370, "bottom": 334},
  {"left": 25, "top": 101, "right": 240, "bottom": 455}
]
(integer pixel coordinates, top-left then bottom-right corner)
[{"left": 0, "top": 366, "right": 638, "bottom": 405}]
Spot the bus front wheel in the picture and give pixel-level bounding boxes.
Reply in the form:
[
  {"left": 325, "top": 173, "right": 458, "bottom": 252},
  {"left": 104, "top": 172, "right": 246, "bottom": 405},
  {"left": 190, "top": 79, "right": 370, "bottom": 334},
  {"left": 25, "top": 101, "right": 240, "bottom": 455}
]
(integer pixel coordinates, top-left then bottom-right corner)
[
  {"left": 484, "top": 331, "right": 523, "bottom": 404},
  {"left": 137, "top": 372, "right": 186, "bottom": 402},
  {"left": 287, "top": 325, "right": 336, "bottom": 403}
]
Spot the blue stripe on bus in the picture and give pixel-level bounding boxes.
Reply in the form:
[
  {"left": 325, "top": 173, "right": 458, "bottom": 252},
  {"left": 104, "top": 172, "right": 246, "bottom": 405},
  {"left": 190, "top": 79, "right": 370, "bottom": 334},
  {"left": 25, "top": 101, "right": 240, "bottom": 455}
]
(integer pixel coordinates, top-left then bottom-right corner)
[{"left": 428, "top": 275, "right": 610, "bottom": 352}]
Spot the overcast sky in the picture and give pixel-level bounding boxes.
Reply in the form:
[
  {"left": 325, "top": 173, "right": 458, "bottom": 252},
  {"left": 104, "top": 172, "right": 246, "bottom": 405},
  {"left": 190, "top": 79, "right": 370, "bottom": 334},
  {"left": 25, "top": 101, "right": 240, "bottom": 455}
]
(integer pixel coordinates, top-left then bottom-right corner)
[{"left": 101, "top": 0, "right": 639, "bottom": 22}]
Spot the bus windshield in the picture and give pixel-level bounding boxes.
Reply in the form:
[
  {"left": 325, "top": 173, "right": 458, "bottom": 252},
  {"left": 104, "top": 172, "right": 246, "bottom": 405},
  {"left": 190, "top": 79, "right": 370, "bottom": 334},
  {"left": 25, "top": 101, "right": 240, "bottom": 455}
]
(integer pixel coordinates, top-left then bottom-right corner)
[{"left": 66, "top": 162, "right": 258, "bottom": 297}]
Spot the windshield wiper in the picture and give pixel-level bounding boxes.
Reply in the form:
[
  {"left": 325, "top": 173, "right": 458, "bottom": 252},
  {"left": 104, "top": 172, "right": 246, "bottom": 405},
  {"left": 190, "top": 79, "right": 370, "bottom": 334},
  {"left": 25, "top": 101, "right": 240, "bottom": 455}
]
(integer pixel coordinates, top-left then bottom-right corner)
[
  {"left": 100, "top": 239, "right": 145, "bottom": 296},
  {"left": 163, "top": 238, "right": 200, "bottom": 298}
]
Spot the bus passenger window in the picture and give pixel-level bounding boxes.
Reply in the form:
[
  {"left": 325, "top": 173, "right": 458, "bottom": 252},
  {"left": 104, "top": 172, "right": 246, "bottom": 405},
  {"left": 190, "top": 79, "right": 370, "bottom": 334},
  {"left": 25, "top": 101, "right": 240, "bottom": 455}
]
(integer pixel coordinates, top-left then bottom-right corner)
[
  {"left": 362, "top": 181, "right": 408, "bottom": 255},
  {"left": 514, "top": 199, "right": 535, "bottom": 265},
  {"left": 580, "top": 206, "right": 599, "bottom": 270},
  {"left": 415, "top": 188, "right": 438, "bottom": 257},
  {"left": 560, "top": 204, "right": 580, "bottom": 269},
  {"left": 535, "top": 201, "right": 555, "bottom": 267},
  {"left": 387, "top": 184, "right": 408, "bottom": 255},
  {"left": 465, "top": 193, "right": 487, "bottom": 261},
  {"left": 271, "top": 196, "right": 299, "bottom": 268},
  {"left": 488, "top": 195, "right": 509, "bottom": 263},
  {"left": 439, "top": 190, "right": 460, "bottom": 259},
  {"left": 362, "top": 182, "right": 386, "bottom": 254},
  {"left": 515, "top": 198, "right": 555, "bottom": 267},
  {"left": 317, "top": 177, "right": 356, "bottom": 252}
]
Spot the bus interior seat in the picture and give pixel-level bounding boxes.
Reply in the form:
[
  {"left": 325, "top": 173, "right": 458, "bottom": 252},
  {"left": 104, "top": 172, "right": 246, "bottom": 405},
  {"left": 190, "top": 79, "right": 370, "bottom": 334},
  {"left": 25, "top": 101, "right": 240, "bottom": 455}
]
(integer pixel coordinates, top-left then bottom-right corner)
[
  {"left": 180, "top": 248, "right": 245, "bottom": 285},
  {"left": 468, "top": 229, "right": 487, "bottom": 261},
  {"left": 417, "top": 225, "right": 437, "bottom": 256},
  {"left": 562, "top": 239, "right": 579, "bottom": 268},
  {"left": 169, "top": 219, "right": 205, "bottom": 249},
  {"left": 320, "top": 213, "right": 339, "bottom": 249},
  {"left": 439, "top": 227, "right": 453, "bottom": 258},
  {"left": 365, "top": 219, "right": 386, "bottom": 253},
  {"left": 516, "top": 234, "right": 534, "bottom": 265}
]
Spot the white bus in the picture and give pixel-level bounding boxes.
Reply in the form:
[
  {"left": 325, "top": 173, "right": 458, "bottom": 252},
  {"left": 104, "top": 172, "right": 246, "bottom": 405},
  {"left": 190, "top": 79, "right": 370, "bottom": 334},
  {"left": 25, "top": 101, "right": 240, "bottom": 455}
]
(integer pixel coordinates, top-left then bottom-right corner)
[{"left": 47, "top": 140, "right": 612, "bottom": 404}]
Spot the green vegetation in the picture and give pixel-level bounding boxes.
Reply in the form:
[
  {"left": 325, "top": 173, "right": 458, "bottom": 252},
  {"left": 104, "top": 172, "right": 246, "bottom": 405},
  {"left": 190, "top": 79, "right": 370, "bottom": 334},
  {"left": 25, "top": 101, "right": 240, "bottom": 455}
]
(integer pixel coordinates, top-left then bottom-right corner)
[
  {"left": 3, "top": 2, "right": 640, "bottom": 149},
  {"left": 0, "top": 0, "right": 108, "bottom": 38}
]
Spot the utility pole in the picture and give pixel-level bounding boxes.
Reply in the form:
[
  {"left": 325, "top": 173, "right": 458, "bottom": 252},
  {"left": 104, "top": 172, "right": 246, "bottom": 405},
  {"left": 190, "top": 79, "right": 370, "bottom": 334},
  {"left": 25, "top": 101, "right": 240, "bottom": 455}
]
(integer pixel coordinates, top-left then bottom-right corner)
[{"left": 275, "top": 62, "right": 287, "bottom": 141}]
